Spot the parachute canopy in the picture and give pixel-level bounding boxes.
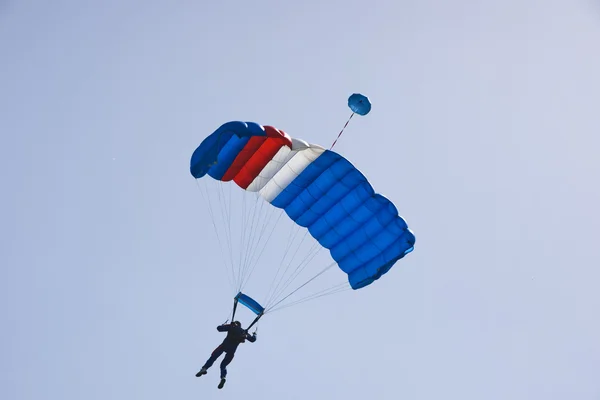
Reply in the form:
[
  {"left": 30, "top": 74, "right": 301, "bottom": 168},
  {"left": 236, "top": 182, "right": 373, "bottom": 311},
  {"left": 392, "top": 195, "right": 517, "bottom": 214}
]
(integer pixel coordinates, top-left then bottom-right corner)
[
  {"left": 348, "top": 93, "right": 371, "bottom": 116},
  {"left": 190, "top": 121, "right": 415, "bottom": 290}
]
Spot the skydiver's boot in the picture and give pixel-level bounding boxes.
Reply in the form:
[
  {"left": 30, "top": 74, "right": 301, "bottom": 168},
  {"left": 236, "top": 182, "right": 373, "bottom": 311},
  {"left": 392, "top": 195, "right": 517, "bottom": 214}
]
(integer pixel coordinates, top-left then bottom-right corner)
[
  {"left": 195, "top": 368, "right": 207, "bottom": 377},
  {"left": 218, "top": 378, "right": 226, "bottom": 389}
]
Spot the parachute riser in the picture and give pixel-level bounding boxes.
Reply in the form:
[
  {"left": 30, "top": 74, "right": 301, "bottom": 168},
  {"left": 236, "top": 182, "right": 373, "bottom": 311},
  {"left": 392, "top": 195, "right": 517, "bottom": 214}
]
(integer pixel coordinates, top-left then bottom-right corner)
[
  {"left": 231, "top": 296, "right": 239, "bottom": 322},
  {"left": 245, "top": 312, "right": 263, "bottom": 333}
]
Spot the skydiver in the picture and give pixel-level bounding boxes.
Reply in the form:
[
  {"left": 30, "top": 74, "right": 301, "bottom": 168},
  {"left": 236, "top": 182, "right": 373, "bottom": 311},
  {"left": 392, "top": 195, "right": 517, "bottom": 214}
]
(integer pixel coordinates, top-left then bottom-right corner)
[{"left": 195, "top": 321, "right": 257, "bottom": 389}]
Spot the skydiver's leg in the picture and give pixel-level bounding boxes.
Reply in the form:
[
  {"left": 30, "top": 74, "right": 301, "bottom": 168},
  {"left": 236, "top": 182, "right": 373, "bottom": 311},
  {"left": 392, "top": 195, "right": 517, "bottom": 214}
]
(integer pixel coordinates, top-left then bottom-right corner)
[
  {"left": 196, "top": 344, "right": 225, "bottom": 376},
  {"left": 204, "top": 344, "right": 225, "bottom": 369},
  {"left": 217, "top": 351, "right": 234, "bottom": 389},
  {"left": 219, "top": 351, "right": 235, "bottom": 379}
]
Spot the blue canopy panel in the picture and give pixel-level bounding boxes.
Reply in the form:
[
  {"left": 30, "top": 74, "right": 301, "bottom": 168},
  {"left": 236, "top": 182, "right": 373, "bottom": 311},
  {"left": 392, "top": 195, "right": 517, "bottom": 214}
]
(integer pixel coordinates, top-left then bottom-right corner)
[
  {"left": 235, "top": 292, "right": 265, "bottom": 315},
  {"left": 190, "top": 121, "right": 266, "bottom": 179},
  {"left": 270, "top": 150, "right": 415, "bottom": 290}
]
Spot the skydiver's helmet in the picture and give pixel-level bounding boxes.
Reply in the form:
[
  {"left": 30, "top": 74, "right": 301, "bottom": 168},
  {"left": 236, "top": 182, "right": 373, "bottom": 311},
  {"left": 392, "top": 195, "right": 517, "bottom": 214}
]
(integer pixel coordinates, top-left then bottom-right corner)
[{"left": 233, "top": 321, "right": 241, "bottom": 328}]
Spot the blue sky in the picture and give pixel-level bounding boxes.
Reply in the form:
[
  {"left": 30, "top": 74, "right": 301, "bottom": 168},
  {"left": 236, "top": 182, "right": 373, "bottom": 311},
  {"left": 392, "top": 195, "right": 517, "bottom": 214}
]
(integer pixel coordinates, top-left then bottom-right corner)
[{"left": 2, "top": 1, "right": 600, "bottom": 399}]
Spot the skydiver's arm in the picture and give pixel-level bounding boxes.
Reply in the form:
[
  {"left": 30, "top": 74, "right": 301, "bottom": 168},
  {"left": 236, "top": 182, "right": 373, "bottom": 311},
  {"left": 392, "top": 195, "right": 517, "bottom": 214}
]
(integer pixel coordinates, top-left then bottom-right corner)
[
  {"left": 246, "top": 332, "right": 257, "bottom": 343},
  {"left": 217, "top": 324, "right": 231, "bottom": 332}
]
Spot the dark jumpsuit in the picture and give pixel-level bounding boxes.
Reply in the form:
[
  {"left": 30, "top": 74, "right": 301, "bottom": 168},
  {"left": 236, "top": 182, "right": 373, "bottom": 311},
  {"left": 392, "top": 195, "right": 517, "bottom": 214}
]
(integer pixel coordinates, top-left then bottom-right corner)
[{"left": 202, "top": 324, "right": 256, "bottom": 378}]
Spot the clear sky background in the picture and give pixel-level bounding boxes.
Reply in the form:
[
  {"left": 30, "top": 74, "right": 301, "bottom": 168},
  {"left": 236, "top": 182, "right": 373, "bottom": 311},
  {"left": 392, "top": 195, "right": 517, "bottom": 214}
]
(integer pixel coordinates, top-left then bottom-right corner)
[{"left": 2, "top": 1, "right": 600, "bottom": 399}]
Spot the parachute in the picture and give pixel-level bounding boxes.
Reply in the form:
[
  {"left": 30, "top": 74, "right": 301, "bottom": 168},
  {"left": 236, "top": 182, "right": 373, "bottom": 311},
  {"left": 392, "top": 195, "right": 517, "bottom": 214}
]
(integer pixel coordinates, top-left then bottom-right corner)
[
  {"left": 347, "top": 93, "right": 372, "bottom": 115},
  {"left": 191, "top": 94, "right": 415, "bottom": 326}
]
